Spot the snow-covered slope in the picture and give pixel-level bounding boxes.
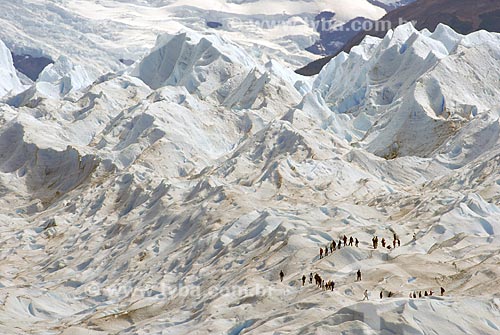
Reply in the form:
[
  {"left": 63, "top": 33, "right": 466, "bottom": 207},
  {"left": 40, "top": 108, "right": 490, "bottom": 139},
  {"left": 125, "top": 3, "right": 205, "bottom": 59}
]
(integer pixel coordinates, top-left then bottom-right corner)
[{"left": 0, "top": 20, "right": 500, "bottom": 335}]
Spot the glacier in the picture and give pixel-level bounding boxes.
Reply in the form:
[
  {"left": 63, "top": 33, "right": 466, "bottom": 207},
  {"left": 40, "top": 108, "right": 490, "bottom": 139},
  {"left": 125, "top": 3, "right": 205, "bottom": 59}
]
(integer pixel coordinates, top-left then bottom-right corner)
[{"left": 0, "top": 10, "right": 499, "bottom": 335}]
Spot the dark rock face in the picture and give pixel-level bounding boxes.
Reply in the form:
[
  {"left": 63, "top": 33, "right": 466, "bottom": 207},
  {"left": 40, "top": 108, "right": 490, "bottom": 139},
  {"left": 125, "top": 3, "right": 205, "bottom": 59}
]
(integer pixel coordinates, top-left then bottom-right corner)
[
  {"left": 119, "top": 58, "right": 135, "bottom": 66},
  {"left": 367, "top": 0, "right": 417, "bottom": 11},
  {"left": 207, "top": 21, "right": 223, "bottom": 29},
  {"left": 12, "top": 53, "right": 53, "bottom": 81},
  {"left": 297, "top": 0, "right": 500, "bottom": 76},
  {"left": 306, "top": 12, "right": 375, "bottom": 56}
]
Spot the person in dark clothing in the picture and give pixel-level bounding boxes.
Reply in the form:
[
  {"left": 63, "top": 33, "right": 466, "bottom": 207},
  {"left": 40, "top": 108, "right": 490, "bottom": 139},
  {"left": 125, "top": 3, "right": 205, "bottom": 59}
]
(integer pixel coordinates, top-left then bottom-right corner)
[
  {"left": 424, "top": 291, "right": 428, "bottom": 296},
  {"left": 315, "top": 273, "right": 322, "bottom": 287},
  {"left": 356, "top": 269, "right": 362, "bottom": 281},
  {"left": 397, "top": 239, "right": 401, "bottom": 247},
  {"left": 331, "top": 240, "right": 336, "bottom": 253},
  {"left": 381, "top": 238, "right": 386, "bottom": 248},
  {"left": 380, "top": 291, "right": 383, "bottom": 299},
  {"left": 349, "top": 236, "right": 354, "bottom": 246},
  {"left": 440, "top": 287, "right": 445, "bottom": 296},
  {"left": 280, "top": 270, "right": 284, "bottom": 282},
  {"left": 302, "top": 275, "right": 306, "bottom": 286},
  {"left": 325, "top": 246, "right": 329, "bottom": 257},
  {"left": 388, "top": 291, "right": 393, "bottom": 298},
  {"left": 355, "top": 238, "right": 359, "bottom": 247},
  {"left": 309, "top": 272, "right": 313, "bottom": 284},
  {"left": 338, "top": 239, "right": 342, "bottom": 249},
  {"left": 419, "top": 291, "right": 422, "bottom": 298},
  {"left": 343, "top": 235, "right": 348, "bottom": 247},
  {"left": 320, "top": 247, "right": 323, "bottom": 259},
  {"left": 393, "top": 239, "right": 397, "bottom": 248}
]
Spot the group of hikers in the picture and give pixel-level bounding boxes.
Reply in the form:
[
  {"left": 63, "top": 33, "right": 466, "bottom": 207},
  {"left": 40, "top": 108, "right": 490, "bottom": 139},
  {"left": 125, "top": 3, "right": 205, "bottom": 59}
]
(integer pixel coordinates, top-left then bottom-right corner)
[
  {"left": 364, "top": 287, "right": 446, "bottom": 300},
  {"left": 306, "top": 272, "right": 335, "bottom": 291},
  {"left": 319, "top": 235, "right": 359, "bottom": 259},
  {"left": 409, "top": 287, "right": 445, "bottom": 298},
  {"left": 319, "top": 233, "right": 403, "bottom": 259},
  {"left": 281, "top": 267, "right": 446, "bottom": 301},
  {"left": 372, "top": 233, "right": 401, "bottom": 250},
  {"left": 278, "top": 233, "right": 448, "bottom": 301}
]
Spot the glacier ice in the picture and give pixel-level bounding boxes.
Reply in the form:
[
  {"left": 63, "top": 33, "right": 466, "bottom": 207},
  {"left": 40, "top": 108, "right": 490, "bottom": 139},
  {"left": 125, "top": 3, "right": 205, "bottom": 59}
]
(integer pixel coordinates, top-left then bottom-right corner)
[{"left": 0, "top": 18, "right": 500, "bottom": 335}]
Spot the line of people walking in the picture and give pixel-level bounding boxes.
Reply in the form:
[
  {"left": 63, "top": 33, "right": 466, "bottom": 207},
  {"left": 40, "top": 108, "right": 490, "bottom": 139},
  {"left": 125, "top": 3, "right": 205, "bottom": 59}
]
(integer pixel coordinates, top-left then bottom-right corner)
[
  {"left": 408, "top": 287, "right": 445, "bottom": 298},
  {"left": 284, "top": 269, "right": 447, "bottom": 301},
  {"left": 320, "top": 235, "right": 359, "bottom": 259},
  {"left": 278, "top": 232, "right": 450, "bottom": 302}
]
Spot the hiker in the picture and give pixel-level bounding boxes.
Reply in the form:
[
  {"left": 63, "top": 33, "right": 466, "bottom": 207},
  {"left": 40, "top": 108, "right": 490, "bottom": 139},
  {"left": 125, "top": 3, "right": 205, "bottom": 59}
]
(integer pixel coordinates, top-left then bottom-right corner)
[
  {"left": 413, "top": 292, "right": 417, "bottom": 299},
  {"left": 325, "top": 246, "right": 329, "bottom": 257},
  {"left": 343, "top": 235, "right": 348, "bottom": 247},
  {"left": 315, "top": 274, "right": 322, "bottom": 288},
  {"left": 355, "top": 238, "right": 359, "bottom": 247},
  {"left": 419, "top": 291, "right": 422, "bottom": 298},
  {"left": 424, "top": 291, "right": 428, "bottom": 296},
  {"left": 331, "top": 240, "right": 336, "bottom": 253},
  {"left": 440, "top": 287, "right": 445, "bottom": 296},
  {"left": 356, "top": 269, "right": 362, "bottom": 281},
  {"left": 280, "top": 270, "right": 284, "bottom": 282},
  {"left": 409, "top": 292, "right": 412, "bottom": 298},
  {"left": 429, "top": 290, "right": 433, "bottom": 296},
  {"left": 381, "top": 238, "right": 386, "bottom": 248},
  {"left": 320, "top": 247, "right": 323, "bottom": 259},
  {"left": 393, "top": 233, "right": 397, "bottom": 241},
  {"left": 363, "top": 290, "right": 369, "bottom": 301},
  {"left": 349, "top": 236, "right": 354, "bottom": 246},
  {"left": 393, "top": 239, "right": 397, "bottom": 248},
  {"left": 302, "top": 275, "right": 306, "bottom": 286},
  {"left": 388, "top": 291, "right": 393, "bottom": 298},
  {"left": 338, "top": 239, "right": 342, "bottom": 249},
  {"left": 397, "top": 239, "right": 401, "bottom": 247},
  {"left": 380, "top": 291, "right": 383, "bottom": 299},
  {"left": 330, "top": 281, "right": 335, "bottom": 291},
  {"left": 309, "top": 272, "right": 313, "bottom": 284}
]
